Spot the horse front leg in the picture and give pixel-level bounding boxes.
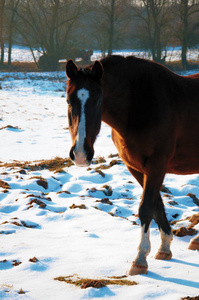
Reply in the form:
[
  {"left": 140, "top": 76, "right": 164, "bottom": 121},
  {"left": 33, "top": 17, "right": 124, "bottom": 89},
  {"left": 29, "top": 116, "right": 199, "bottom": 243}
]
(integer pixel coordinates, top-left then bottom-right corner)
[
  {"left": 128, "top": 222, "right": 151, "bottom": 275},
  {"left": 129, "top": 194, "right": 173, "bottom": 275},
  {"left": 188, "top": 234, "right": 199, "bottom": 250},
  {"left": 128, "top": 190, "right": 153, "bottom": 275}
]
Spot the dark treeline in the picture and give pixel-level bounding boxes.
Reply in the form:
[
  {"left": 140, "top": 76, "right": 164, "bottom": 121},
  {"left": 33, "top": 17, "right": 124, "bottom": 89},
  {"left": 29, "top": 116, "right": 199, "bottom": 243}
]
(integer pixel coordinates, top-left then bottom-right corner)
[{"left": 0, "top": 0, "right": 199, "bottom": 70}]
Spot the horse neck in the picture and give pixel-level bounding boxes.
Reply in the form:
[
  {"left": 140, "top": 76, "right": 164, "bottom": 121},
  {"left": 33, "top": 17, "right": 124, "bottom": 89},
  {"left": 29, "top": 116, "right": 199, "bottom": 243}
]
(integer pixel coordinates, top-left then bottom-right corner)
[
  {"left": 100, "top": 60, "right": 131, "bottom": 138},
  {"left": 101, "top": 94, "right": 127, "bottom": 138}
]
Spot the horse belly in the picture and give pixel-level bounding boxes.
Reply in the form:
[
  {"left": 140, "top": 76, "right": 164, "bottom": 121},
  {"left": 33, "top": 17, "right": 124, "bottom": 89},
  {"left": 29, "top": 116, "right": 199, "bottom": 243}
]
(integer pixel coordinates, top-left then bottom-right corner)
[{"left": 167, "top": 137, "right": 199, "bottom": 174}]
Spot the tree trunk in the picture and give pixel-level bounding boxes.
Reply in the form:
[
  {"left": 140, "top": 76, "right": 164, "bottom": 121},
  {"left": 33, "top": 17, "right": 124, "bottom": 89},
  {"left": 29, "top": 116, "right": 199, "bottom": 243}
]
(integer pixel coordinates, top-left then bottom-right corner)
[
  {"left": 181, "top": 0, "right": 188, "bottom": 70},
  {"left": 8, "top": 0, "right": 20, "bottom": 66},
  {"left": 47, "top": 0, "right": 59, "bottom": 70},
  {"left": 0, "top": 36, "right": 4, "bottom": 66},
  {"left": 108, "top": 0, "right": 115, "bottom": 55},
  {"left": 149, "top": 0, "right": 162, "bottom": 63},
  {"left": 8, "top": 27, "right": 12, "bottom": 65},
  {"left": 0, "top": 0, "right": 6, "bottom": 66}
]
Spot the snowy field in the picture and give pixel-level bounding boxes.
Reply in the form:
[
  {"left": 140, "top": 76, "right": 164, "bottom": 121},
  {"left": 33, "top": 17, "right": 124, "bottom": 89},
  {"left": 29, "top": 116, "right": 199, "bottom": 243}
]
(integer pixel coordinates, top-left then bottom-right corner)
[
  {"left": 0, "top": 47, "right": 199, "bottom": 300},
  {"left": 3, "top": 44, "right": 199, "bottom": 63}
]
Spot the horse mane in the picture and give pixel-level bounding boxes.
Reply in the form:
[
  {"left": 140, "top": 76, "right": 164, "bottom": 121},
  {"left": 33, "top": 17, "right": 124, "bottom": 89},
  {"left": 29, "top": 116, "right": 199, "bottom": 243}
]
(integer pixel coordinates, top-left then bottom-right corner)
[{"left": 100, "top": 55, "right": 177, "bottom": 79}]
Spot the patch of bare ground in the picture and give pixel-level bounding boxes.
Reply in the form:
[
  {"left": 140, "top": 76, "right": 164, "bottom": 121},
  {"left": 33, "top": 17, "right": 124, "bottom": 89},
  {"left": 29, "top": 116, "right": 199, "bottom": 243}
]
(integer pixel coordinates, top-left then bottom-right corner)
[
  {"left": 29, "top": 176, "right": 48, "bottom": 189},
  {"left": 37, "top": 178, "right": 48, "bottom": 189},
  {"left": 186, "top": 193, "right": 199, "bottom": 206},
  {"left": 0, "top": 61, "right": 75, "bottom": 72},
  {"left": 181, "top": 296, "right": 199, "bottom": 300},
  {"left": 27, "top": 198, "right": 47, "bottom": 209},
  {"left": 1, "top": 60, "right": 198, "bottom": 73},
  {"left": 0, "top": 125, "right": 21, "bottom": 131},
  {"left": 188, "top": 213, "right": 199, "bottom": 226},
  {"left": 12, "top": 260, "right": 22, "bottom": 267},
  {"left": 108, "top": 154, "right": 119, "bottom": 158},
  {"left": 87, "top": 185, "right": 113, "bottom": 197},
  {"left": 173, "top": 226, "right": 197, "bottom": 237},
  {"left": 171, "top": 212, "right": 199, "bottom": 237},
  {"left": 94, "top": 159, "right": 122, "bottom": 171},
  {"left": 25, "top": 194, "right": 52, "bottom": 202},
  {"left": 0, "top": 259, "right": 22, "bottom": 267},
  {"left": 0, "top": 179, "right": 11, "bottom": 190},
  {"left": 94, "top": 169, "right": 105, "bottom": 177},
  {"left": 25, "top": 194, "right": 51, "bottom": 210},
  {"left": 29, "top": 257, "right": 39, "bottom": 263},
  {"left": 18, "top": 288, "right": 26, "bottom": 294},
  {"left": 70, "top": 204, "right": 87, "bottom": 209},
  {"left": 54, "top": 275, "right": 137, "bottom": 289},
  {"left": 56, "top": 190, "right": 71, "bottom": 195},
  {"left": 1, "top": 217, "right": 39, "bottom": 228},
  {"left": 101, "top": 185, "right": 113, "bottom": 196},
  {"left": 167, "top": 200, "right": 178, "bottom": 205},
  {"left": 0, "top": 62, "right": 40, "bottom": 72},
  {"left": 0, "top": 157, "right": 73, "bottom": 172},
  {"left": 161, "top": 185, "right": 172, "bottom": 194},
  {"left": 92, "top": 157, "right": 107, "bottom": 164},
  {"left": 96, "top": 198, "right": 113, "bottom": 205}
]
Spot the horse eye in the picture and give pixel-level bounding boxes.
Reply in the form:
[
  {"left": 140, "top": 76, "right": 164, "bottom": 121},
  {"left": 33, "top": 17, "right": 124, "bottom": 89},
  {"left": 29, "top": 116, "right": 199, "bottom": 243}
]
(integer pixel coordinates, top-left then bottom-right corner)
[
  {"left": 67, "top": 98, "right": 71, "bottom": 105},
  {"left": 97, "top": 96, "right": 102, "bottom": 106}
]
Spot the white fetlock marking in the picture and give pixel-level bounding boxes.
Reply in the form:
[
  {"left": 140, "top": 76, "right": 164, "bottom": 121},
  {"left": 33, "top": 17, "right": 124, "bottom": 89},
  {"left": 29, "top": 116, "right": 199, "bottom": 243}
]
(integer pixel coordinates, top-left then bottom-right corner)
[
  {"left": 134, "top": 224, "right": 151, "bottom": 267},
  {"left": 158, "top": 229, "right": 173, "bottom": 254}
]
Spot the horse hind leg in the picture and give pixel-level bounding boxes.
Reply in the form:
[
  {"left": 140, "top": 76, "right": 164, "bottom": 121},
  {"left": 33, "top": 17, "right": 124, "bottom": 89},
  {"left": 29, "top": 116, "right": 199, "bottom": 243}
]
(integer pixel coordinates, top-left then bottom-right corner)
[
  {"left": 188, "top": 234, "right": 199, "bottom": 250},
  {"left": 153, "top": 195, "right": 173, "bottom": 260},
  {"left": 154, "top": 230, "right": 173, "bottom": 260},
  {"left": 127, "top": 165, "right": 172, "bottom": 275}
]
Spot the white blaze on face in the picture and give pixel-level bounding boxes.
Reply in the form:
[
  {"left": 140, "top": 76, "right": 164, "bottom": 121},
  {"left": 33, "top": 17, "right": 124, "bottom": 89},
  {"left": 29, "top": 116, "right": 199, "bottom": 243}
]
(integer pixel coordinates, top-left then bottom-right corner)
[{"left": 75, "top": 88, "right": 90, "bottom": 153}]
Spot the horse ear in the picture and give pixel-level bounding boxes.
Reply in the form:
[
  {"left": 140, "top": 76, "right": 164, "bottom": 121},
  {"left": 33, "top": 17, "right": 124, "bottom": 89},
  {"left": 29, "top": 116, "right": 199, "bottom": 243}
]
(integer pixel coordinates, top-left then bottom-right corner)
[
  {"left": 91, "top": 60, "right": 103, "bottom": 80},
  {"left": 66, "top": 59, "right": 78, "bottom": 80}
]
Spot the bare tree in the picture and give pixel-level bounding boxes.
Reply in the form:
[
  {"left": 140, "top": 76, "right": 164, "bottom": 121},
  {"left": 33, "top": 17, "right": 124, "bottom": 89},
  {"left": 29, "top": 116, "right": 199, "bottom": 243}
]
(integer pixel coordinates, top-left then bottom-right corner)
[
  {"left": 6, "top": 0, "right": 20, "bottom": 65},
  {"left": 132, "top": 0, "right": 173, "bottom": 63},
  {"left": 107, "top": 0, "right": 116, "bottom": 55},
  {"left": 0, "top": 0, "right": 6, "bottom": 66},
  {"left": 17, "top": 0, "right": 84, "bottom": 70},
  {"left": 173, "top": 0, "right": 199, "bottom": 69},
  {"left": 91, "top": 0, "right": 129, "bottom": 56}
]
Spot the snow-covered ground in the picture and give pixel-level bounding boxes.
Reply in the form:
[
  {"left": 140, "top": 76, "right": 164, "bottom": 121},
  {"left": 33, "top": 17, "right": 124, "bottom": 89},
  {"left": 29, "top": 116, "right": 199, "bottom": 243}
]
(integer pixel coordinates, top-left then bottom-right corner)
[
  {"left": 0, "top": 48, "right": 199, "bottom": 300},
  {"left": 3, "top": 44, "right": 199, "bottom": 63}
]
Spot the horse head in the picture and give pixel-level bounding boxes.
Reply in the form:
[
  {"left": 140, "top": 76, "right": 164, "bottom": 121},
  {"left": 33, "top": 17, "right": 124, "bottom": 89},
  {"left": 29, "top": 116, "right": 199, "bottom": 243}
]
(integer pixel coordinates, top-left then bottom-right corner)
[{"left": 66, "top": 59, "right": 103, "bottom": 167}]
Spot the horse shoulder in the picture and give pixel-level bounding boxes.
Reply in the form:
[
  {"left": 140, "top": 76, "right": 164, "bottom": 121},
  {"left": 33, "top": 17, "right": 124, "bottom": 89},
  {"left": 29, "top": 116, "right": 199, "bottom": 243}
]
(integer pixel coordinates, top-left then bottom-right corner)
[{"left": 111, "top": 129, "right": 155, "bottom": 174}]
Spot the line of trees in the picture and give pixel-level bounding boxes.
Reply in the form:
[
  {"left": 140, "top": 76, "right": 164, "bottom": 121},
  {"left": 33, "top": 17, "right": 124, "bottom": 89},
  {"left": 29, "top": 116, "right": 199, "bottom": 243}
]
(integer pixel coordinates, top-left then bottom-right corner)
[{"left": 0, "top": 0, "right": 199, "bottom": 70}]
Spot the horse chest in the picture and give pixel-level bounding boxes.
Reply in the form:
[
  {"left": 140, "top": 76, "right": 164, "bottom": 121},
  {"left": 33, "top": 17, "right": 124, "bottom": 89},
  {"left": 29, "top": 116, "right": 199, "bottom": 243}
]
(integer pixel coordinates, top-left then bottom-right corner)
[{"left": 111, "top": 129, "right": 146, "bottom": 173}]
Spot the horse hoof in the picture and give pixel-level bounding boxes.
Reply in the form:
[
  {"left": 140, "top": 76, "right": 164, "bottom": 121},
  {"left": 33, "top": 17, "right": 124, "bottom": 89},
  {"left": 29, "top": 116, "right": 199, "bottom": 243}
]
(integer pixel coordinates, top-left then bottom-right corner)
[
  {"left": 188, "top": 240, "right": 199, "bottom": 250},
  {"left": 154, "top": 251, "right": 172, "bottom": 260},
  {"left": 128, "top": 263, "right": 148, "bottom": 276}
]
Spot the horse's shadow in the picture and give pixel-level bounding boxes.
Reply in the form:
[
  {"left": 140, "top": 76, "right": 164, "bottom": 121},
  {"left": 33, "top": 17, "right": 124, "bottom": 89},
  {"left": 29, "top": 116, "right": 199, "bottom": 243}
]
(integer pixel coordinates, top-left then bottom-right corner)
[
  {"left": 146, "top": 258, "right": 199, "bottom": 289},
  {"left": 172, "top": 258, "right": 199, "bottom": 268}
]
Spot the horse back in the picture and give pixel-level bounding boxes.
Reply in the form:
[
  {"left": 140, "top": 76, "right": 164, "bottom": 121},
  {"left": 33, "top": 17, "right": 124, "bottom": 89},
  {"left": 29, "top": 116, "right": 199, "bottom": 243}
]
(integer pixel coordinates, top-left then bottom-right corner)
[{"left": 100, "top": 56, "right": 199, "bottom": 175}]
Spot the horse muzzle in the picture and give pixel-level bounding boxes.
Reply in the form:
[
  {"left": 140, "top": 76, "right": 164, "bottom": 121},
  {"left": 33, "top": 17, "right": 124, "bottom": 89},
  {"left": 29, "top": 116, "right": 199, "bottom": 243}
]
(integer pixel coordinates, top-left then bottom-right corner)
[{"left": 69, "top": 144, "right": 94, "bottom": 167}]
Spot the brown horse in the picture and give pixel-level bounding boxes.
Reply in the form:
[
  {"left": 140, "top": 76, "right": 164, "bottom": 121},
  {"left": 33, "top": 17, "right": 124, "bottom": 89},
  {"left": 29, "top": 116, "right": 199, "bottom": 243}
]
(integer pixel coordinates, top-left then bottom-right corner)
[{"left": 65, "top": 55, "right": 199, "bottom": 275}]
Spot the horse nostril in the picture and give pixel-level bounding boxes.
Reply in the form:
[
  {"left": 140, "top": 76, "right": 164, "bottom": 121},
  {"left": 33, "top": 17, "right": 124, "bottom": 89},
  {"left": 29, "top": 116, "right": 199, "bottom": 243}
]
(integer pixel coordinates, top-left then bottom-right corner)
[
  {"left": 87, "top": 150, "right": 93, "bottom": 162},
  {"left": 69, "top": 147, "right": 75, "bottom": 161},
  {"left": 85, "top": 146, "right": 94, "bottom": 162}
]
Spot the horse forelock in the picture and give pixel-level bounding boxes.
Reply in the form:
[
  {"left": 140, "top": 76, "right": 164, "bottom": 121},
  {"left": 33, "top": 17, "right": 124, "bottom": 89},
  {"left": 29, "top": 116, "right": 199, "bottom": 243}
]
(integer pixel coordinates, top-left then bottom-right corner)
[{"left": 79, "top": 67, "right": 92, "bottom": 75}]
